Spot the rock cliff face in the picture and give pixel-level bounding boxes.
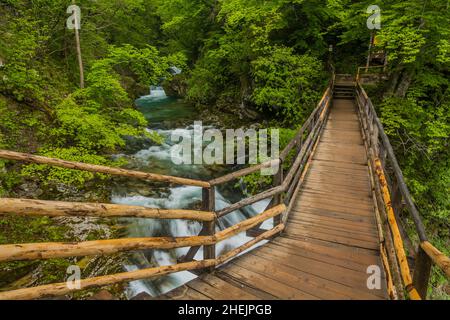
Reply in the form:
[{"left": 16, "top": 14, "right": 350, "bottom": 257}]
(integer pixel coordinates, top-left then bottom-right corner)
[{"left": 163, "top": 75, "right": 188, "bottom": 98}]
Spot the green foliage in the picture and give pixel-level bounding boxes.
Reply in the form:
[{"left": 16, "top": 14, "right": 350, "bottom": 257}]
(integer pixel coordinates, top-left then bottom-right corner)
[
  {"left": 252, "top": 47, "right": 323, "bottom": 123},
  {"left": 241, "top": 127, "right": 297, "bottom": 195},
  {"left": 21, "top": 148, "right": 112, "bottom": 187},
  {"left": 184, "top": 0, "right": 328, "bottom": 125}
]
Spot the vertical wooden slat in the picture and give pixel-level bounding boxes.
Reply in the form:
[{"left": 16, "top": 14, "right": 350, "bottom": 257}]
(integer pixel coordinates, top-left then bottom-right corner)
[
  {"left": 273, "top": 164, "right": 284, "bottom": 227},
  {"left": 372, "top": 123, "right": 379, "bottom": 156},
  {"left": 413, "top": 246, "right": 432, "bottom": 299},
  {"left": 202, "top": 187, "right": 216, "bottom": 271}
]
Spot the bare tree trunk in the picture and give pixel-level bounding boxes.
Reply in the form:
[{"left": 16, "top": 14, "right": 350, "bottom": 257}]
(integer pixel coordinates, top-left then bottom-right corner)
[
  {"left": 366, "top": 32, "right": 374, "bottom": 71},
  {"left": 384, "top": 69, "right": 401, "bottom": 98},
  {"left": 73, "top": 1, "right": 84, "bottom": 88},
  {"left": 395, "top": 69, "right": 414, "bottom": 98}
]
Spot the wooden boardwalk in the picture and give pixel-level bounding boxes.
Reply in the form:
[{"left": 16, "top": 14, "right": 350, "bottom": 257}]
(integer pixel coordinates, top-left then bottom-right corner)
[{"left": 159, "top": 97, "right": 388, "bottom": 300}]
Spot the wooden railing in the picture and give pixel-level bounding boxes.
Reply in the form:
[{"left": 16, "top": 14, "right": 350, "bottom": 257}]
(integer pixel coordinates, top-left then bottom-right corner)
[
  {"left": 0, "top": 78, "right": 334, "bottom": 300},
  {"left": 355, "top": 81, "right": 450, "bottom": 300},
  {"left": 356, "top": 66, "right": 386, "bottom": 83}
]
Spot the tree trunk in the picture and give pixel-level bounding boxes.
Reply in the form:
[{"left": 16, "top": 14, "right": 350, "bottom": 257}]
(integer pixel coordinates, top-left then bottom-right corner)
[
  {"left": 73, "top": 1, "right": 84, "bottom": 88},
  {"left": 395, "top": 69, "right": 414, "bottom": 98}
]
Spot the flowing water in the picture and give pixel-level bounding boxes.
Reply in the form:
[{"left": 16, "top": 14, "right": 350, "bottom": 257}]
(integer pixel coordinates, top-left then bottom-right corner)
[{"left": 112, "top": 87, "right": 272, "bottom": 298}]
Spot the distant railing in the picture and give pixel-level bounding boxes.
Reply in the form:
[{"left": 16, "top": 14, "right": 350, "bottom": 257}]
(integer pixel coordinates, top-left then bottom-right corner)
[
  {"left": 0, "top": 76, "right": 334, "bottom": 300},
  {"left": 355, "top": 81, "right": 450, "bottom": 300},
  {"left": 356, "top": 66, "right": 386, "bottom": 83}
]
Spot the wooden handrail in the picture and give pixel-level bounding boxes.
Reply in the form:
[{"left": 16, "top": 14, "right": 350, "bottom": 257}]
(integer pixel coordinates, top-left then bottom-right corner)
[
  {"left": 0, "top": 259, "right": 217, "bottom": 300},
  {"left": 374, "top": 158, "right": 421, "bottom": 300},
  {"left": 0, "top": 236, "right": 215, "bottom": 263},
  {"left": 356, "top": 83, "right": 428, "bottom": 241},
  {"left": 355, "top": 80, "right": 450, "bottom": 299},
  {"left": 0, "top": 204, "right": 285, "bottom": 263},
  {"left": 421, "top": 241, "right": 450, "bottom": 278},
  {"left": 209, "top": 159, "right": 280, "bottom": 186},
  {"left": 0, "top": 225, "right": 287, "bottom": 300},
  {"left": 0, "top": 206, "right": 285, "bottom": 300},
  {"left": 0, "top": 198, "right": 215, "bottom": 221},
  {"left": 0, "top": 150, "right": 210, "bottom": 188}
]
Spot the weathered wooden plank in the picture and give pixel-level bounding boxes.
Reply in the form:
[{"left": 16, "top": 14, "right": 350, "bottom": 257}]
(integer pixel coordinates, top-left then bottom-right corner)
[
  {"left": 243, "top": 250, "right": 385, "bottom": 300},
  {"left": 285, "top": 221, "right": 379, "bottom": 244},
  {"left": 284, "top": 226, "right": 379, "bottom": 250},
  {"left": 214, "top": 272, "right": 279, "bottom": 300},
  {"left": 198, "top": 274, "right": 261, "bottom": 300},
  {"left": 287, "top": 218, "right": 378, "bottom": 239},
  {"left": 290, "top": 207, "right": 375, "bottom": 225},
  {"left": 294, "top": 199, "right": 374, "bottom": 217},
  {"left": 268, "top": 240, "right": 379, "bottom": 269},
  {"left": 252, "top": 247, "right": 385, "bottom": 297},
  {"left": 289, "top": 214, "right": 377, "bottom": 235},
  {"left": 221, "top": 263, "right": 320, "bottom": 300}
]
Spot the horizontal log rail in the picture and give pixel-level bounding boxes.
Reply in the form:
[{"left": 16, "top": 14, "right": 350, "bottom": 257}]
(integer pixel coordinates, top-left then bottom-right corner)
[
  {"left": 0, "top": 259, "right": 217, "bottom": 300},
  {"left": 0, "top": 227, "right": 287, "bottom": 300},
  {"left": 0, "top": 198, "right": 215, "bottom": 221},
  {"left": 209, "top": 159, "right": 280, "bottom": 186},
  {"left": 0, "top": 204, "right": 285, "bottom": 263},
  {"left": 355, "top": 80, "right": 450, "bottom": 300},
  {"left": 0, "top": 206, "right": 285, "bottom": 300},
  {"left": 420, "top": 241, "right": 450, "bottom": 278},
  {"left": 0, "top": 150, "right": 209, "bottom": 188}
]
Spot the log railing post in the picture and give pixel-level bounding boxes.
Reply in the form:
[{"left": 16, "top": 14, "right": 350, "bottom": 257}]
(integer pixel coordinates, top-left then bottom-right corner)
[
  {"left": 273, "top": 162, "right": 284, "bottom": 227},
  {"left": 413, "top": 245, "right": 432, "bottom": 299},
  {"left": 202, "top": 187, "right": 216, "bottom": 272}
]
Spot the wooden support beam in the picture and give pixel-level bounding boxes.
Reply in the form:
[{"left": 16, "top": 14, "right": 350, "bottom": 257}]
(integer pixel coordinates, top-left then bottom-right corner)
[
  {"left": 0, "top": 150, "right": 209, "bottom": 188},
  {"left": 0, "top": 198, "right": 215, "bottom": 222},
  {"left": 216, "top": 224, "right": 285, "bottom": 265},
  {"left": 215, "top": 204, "right": 285, "bottom": 241},
  {"left": 272, "top": 163, "right": 283, "bottom": 228},
  {"left": 413, "top": 245, "right": 432, "bottom": 299},
  {"left": 216, "top": 186, "right": 284, "bottom": 218},
  {"left": 202, "top": 187, "right": 216, "bottom": 271}
]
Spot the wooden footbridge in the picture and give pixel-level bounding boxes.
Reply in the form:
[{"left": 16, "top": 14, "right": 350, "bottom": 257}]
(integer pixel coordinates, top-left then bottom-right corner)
[{"left": 0, "top": 74, "right": 448, "bottom": 300}]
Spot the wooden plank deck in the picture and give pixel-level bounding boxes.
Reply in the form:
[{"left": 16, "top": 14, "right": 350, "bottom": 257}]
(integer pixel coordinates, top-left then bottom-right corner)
[{"left": 158, "top": 98, "right": 388, "bottom": 300}]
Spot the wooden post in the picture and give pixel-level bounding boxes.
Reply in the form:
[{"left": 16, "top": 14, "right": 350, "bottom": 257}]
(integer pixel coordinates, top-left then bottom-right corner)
[
  {"left": 296, "top": 136, "right": 303, "bottom": 157},
  {"left": 273, "top": 162, "right": 284, "bottom": 227},
  {"left": 366, "top": 32, "right": 374, "bottom": 72},
  {"left": 372, "top": 123, "right": 379, "bottom": 157},
  {"left": 413, "top": 246, "right": 432, "bottom": 299},
  {"left": 202, "top": 187, "right": 216, "bottom": 272}
]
